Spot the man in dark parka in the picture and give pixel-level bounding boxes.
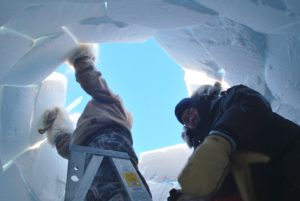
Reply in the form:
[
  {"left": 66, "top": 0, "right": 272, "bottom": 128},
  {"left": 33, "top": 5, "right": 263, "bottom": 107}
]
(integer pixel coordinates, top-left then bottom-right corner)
[{"left": 170, "top": 82, "right": 300, "bottom": 201}]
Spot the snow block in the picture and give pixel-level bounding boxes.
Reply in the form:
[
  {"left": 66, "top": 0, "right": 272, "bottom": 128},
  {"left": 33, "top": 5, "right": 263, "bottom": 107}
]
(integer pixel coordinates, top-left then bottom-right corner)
[
  {"left": 0, "top": 32, "right": 77, "bottom": 85},
  {"left": 0, "top": 27, "right": 33, "bottom": 81},
  {"left": 139, "top": 144, "right": 192, "bottom": 182},
  {"left": 0, "top": 85, "right": 37, "bottom": 166},
  {"left": 30, "top": 72, "right": 68, "bottom": 143},
  {"left": 15, "top": 142, "right": 68, "bottom": 201},
  {"left": 265, "top": 34, "right": 300, "bottom": 107},
  {"left": 0, "top": 164, "right": 33, "bottom": 201}
]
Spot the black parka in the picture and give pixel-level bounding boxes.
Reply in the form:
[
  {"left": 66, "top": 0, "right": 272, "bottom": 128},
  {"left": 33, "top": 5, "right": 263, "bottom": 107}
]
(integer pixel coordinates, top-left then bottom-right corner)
[
  {"left": 208, "top": 85, "right": 300, "bottom": 158},
  {"left": 190, "top": 85, "right": 300, "bottom": 201}
]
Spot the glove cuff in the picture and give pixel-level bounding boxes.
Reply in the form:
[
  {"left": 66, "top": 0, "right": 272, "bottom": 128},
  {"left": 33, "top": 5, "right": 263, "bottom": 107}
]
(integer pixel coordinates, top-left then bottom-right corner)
[
  {"left": 209, "top": 130, "right": 236, "bottom": 152},
  {"left": 67, "top": 43, "right": 99, "bottom": 66},
  {"left": 44, "top": 107, "right": 74, "bottom": 146}
]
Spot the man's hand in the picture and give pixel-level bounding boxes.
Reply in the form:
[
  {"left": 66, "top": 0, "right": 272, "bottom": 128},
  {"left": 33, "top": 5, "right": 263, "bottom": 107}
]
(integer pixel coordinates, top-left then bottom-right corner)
[
  {"left": 38, "top": 107, "right": 74, "bottom": 146},
  {"left": 168, "top": 189, "right": 206, "bottom": 201},
  {"left": 168, "top": 189, "right": 183, "bottom": 201},
  {"left": 38, "top": 108, "right": 59, "bottom": 134},
  {"left": 38, "top": 107, "right": 73, "bottom": 159}
]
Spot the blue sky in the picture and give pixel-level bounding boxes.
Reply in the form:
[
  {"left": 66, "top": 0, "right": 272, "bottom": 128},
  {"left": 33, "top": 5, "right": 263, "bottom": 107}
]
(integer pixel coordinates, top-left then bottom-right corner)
[{"left": 57, "top": 38, "right": 188, "bottom": 155}]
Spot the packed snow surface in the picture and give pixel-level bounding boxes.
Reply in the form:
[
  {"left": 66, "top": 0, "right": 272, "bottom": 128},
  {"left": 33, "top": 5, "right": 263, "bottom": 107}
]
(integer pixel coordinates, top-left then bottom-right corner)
[{"left": 1, "top": 0, "right": 300, "bottom": 200}]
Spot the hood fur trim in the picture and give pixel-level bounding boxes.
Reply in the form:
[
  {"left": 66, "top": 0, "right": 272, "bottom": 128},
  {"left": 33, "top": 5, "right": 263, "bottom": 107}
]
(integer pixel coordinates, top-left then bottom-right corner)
[
  {"left": 181, "top": 127, "right": 194, "bottom": 148},
  {"left": 191, "top": 81, "right": 222, "bottom": 99}
]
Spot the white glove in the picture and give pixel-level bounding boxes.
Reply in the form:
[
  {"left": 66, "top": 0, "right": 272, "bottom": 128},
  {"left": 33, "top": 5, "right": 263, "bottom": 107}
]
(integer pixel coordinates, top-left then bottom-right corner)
[
  {"left": 38, "top": 107, "right": 74, "bottom": 146},
  {"left": 178, "top": 135, "right": 232, "bottom": 198}
]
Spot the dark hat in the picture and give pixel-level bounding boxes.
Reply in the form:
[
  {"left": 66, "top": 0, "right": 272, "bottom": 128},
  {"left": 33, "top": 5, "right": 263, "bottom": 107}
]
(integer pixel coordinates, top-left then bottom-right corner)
[{"left": 175, "top": 98, "right": 197, "bottom": 124}]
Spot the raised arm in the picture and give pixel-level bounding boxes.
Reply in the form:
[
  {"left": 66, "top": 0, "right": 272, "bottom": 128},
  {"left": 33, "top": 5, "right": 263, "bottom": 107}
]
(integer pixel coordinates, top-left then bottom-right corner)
[{"left": 68, "top": 44, "right": 120, "bottom": 104}]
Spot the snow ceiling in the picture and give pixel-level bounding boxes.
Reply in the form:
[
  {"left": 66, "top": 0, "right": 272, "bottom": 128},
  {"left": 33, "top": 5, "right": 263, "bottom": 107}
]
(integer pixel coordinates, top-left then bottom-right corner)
[
  {"left": 1, "top": 0, "right": 300, "bottom": 121},
  {"left": 0, "top": 0, "right": 300, "bottom": 200}
]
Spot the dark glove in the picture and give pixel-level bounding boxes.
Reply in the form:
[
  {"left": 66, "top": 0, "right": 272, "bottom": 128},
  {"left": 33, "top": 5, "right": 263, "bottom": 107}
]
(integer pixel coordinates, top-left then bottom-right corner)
[
  {"left": 55, "top": 134, "right": 71, "bottom": 159},
  {"left": 168, "top": 188, "right": 183, "bottom": 201}
]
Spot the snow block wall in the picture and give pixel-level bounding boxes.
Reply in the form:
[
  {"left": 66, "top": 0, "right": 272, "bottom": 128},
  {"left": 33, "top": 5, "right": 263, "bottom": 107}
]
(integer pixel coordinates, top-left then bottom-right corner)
[
  {"left": 139, "top": 144, "right": 192, "bottom": 201},
  {"left": 0, "top": 73, "right": 68, "bottom": 201},
  {"left": 1, "top": 0, "right": 300, "bottom": 201}
]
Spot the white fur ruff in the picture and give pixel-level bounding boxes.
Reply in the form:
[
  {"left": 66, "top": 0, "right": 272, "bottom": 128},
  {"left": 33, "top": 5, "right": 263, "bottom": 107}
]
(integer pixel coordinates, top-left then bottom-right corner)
[
  {"left": 192, "top": 81, "right": 222, "bottom": 98},
  {"left": 181, "top": 127, "right": 194, "bottom": 148},
  {"left": 67, "top": 43, "right": 99, "bottom": 66},
  {"left": 45, "top": 107, "right": 74, "bottom": 146}
]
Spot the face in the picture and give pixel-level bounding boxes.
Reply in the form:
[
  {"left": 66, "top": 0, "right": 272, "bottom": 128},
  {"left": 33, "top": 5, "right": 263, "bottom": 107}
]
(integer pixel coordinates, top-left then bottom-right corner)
[{"left": 181, "top": 107, "right": 200, "bottom": 129}]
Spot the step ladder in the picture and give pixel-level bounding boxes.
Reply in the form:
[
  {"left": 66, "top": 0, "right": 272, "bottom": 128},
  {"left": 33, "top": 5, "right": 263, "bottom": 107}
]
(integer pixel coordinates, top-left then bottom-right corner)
[{"left": 64, "top": 145, "right": 152, "bottom": 201}]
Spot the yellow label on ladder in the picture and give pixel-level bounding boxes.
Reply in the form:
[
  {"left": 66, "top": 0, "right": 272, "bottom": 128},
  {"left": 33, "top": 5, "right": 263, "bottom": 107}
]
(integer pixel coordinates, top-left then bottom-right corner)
[{"left": 123, "top": 172, "right": 142, "bottom": 187}]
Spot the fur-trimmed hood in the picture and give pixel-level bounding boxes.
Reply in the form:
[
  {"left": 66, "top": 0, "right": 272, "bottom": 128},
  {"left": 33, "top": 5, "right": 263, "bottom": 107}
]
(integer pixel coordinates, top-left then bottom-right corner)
[
  {"left": 191, "top": 81, "right": 222, "bottom": 99},
  {"left": 179, "top": 82, "right": 223, "bottom": 147}
]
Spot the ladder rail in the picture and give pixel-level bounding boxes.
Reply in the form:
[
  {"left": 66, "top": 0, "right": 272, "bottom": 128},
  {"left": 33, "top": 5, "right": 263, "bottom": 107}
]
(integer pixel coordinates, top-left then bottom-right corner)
[
  {"left": 110, "top": 157, "right": 152, "bottom": 201},
  {"left": 72, "top": 155, "right": 103, "bottom": 201},
  {"left": 64, "top": 145, "right": 152, "bottom": 201}
]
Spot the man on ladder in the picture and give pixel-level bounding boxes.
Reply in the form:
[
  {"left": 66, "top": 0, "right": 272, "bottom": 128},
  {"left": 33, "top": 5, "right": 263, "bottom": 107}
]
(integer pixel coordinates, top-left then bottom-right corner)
[{"left": 38, "top": 44, "right": 151, "bottom": 201}]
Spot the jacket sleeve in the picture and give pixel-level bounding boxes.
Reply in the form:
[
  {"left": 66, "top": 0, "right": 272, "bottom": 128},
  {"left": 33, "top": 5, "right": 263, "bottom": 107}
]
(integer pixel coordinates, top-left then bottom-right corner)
[
  {"left": 210, "top": 85, "right": 272, "bottom": 150},
  {"left": 55, "top": 134, "right": 71, "bottom": 159},
  {"left": 73, "top": 56, "right": 120, "bottom": 104}
]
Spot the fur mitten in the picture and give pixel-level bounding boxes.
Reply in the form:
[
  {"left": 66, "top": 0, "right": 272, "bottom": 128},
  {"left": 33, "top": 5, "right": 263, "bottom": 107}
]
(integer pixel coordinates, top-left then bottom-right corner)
[
  {"left": 179, "top": 135, "right": 232, "bottom": 198},
  {"left": 67, "top": 43, "right": 99, "bottom": 66},
  {"left": 38, "top": 107, "right": 74, "bottom": 146}
]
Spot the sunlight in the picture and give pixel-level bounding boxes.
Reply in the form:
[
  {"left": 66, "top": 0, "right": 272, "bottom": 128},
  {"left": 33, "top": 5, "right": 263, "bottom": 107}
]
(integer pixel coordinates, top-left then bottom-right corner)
[
  {"left": 66, "top": 96, "right": 83, "bottom": 112},
  {"left": 184, "top": 69, "right": 230, "bottom": 96},
  {"left": 27, "top": 138, "right": 47, "bottom": 150}
]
